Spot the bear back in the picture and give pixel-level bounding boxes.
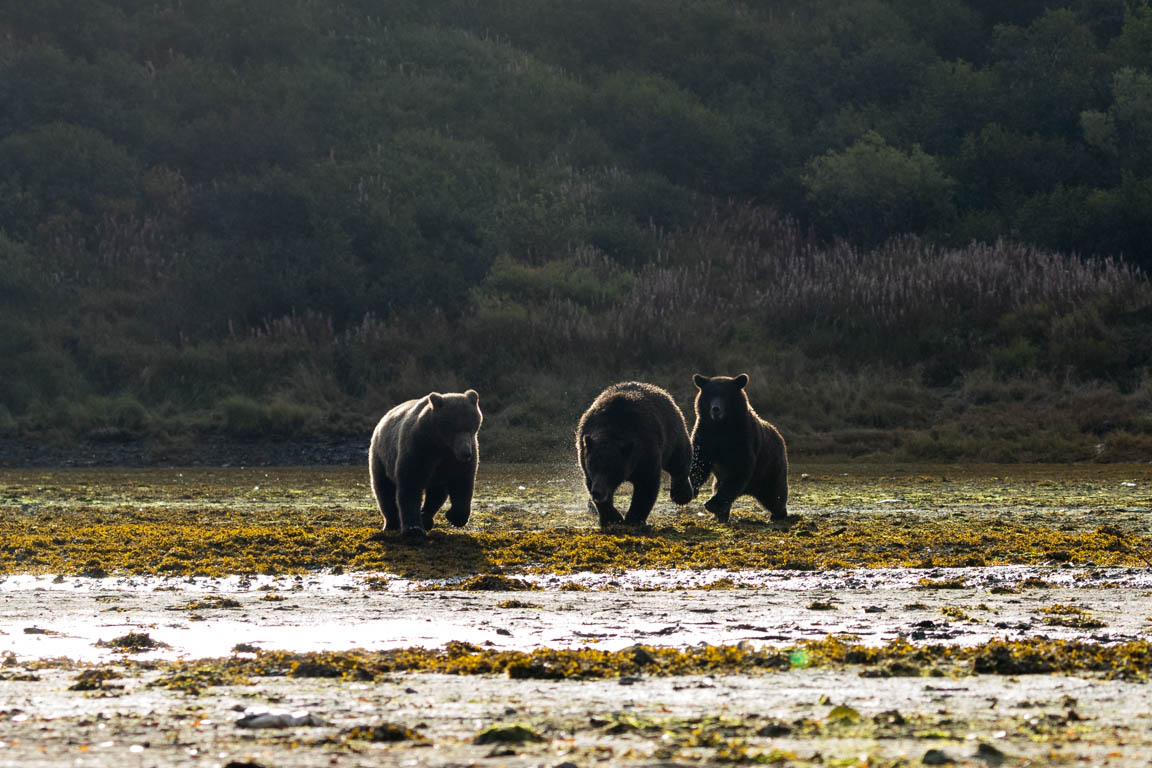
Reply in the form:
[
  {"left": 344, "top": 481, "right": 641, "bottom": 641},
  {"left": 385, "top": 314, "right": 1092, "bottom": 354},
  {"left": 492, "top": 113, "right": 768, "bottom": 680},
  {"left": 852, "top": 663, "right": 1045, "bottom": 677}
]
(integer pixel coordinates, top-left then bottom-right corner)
[{"left": 578, "top": 381, "right": 686, "bottom": 445}]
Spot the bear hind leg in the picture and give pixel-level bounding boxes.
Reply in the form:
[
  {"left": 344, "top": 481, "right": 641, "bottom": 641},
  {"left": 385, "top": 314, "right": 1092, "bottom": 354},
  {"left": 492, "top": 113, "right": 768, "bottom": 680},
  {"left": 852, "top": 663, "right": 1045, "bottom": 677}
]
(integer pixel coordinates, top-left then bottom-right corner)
[
  {"left": 623, "top": 465, "right": 660, "bottom": 527},
  {"left": 753, "top": 470, "right": 789, "bottom": 521},
  {"left": 371, "top": 461, "right": 401, "bottom": 531}
]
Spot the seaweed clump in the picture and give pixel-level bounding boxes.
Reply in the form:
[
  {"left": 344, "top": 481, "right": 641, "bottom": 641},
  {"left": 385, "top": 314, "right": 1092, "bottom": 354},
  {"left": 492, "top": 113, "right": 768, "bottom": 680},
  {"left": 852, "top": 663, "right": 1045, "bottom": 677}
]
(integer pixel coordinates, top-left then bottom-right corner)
[
  {"left": 133, "top": 637, "right": 1152, "bottom": 692},
  {"left": 458, "top": 574, "right": 537, "bottom": 591},
  {"left": 69, "top": 668, "right": 123, "bottom": 691},
  {"left": 344, "top": 723, "right": 428, "bottom": 743},
  {"left": 1038, "top": 604, "right": 1107, "bottom": 629},
  {"left": 95, "top": 632, "right": 170, "bottom": 653}
]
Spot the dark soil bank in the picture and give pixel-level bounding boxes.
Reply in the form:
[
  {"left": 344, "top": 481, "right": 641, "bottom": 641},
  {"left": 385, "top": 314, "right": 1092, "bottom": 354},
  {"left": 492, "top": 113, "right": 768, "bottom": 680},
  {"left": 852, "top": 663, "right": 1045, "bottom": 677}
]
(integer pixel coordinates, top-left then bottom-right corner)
[{"left": 0, "top": 437, "right": 364, "bottom": 468}]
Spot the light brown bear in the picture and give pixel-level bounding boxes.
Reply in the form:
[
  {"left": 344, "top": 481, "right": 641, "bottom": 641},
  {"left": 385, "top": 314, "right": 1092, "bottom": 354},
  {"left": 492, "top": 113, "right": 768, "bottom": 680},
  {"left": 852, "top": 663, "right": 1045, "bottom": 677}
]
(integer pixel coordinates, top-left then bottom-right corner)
[{"left": 369, "top": 389, "right": 482, "bottom": 542}]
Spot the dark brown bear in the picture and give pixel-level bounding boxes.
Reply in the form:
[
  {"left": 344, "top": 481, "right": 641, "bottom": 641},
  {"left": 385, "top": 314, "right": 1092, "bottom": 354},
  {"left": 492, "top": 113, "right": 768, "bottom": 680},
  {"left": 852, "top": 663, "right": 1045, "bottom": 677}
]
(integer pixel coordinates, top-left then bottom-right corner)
[
  {"left": 689, "top": 374, "right": 788, "bottom": 522},
  {"left": 368, "top": 389, "right": 482, "bottom": 542},
  {"left": 576, "top": 381, "right": 694, "bottom": 529}
]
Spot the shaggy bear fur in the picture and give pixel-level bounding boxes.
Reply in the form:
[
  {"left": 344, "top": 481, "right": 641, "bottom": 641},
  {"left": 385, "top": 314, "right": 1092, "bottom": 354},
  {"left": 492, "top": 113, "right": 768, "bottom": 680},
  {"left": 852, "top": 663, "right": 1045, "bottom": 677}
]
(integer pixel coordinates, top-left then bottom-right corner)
[
  {"left": 576, "top": 381, "right": 693, "bottom": 529},
  {"left": 369, "top": 389, "right": 482, "bottom": 542},
  {"left": 689, "top": 373, "right": 788, "bottom": 522}
]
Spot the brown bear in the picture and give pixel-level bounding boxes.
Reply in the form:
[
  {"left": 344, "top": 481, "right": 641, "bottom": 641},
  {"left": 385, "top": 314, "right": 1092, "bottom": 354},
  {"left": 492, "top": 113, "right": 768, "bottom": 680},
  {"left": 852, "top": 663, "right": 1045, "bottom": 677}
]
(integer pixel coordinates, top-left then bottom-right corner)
[
  {"left": 689, "top": 373, "right": 788, "bottom": 522},
  {"left": 368, "top": 389, "right": 482, "bottom": 542},
  {"left": 576, "top": 381, "right": 694, "bottom": 529}
]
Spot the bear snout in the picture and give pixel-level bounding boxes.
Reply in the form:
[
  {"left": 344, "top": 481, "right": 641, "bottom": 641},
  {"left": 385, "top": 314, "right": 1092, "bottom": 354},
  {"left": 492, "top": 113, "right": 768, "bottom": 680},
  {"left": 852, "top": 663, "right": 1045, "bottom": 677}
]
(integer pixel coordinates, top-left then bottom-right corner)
[
  {"left": 709, "top": 398, "right": 726, "bottom": 421},
  {"left": 452, "top": 434, "right": 474, "bottom": 462},
  {"left": 589, "top": 481, "right": 612, "bottom": 503}
]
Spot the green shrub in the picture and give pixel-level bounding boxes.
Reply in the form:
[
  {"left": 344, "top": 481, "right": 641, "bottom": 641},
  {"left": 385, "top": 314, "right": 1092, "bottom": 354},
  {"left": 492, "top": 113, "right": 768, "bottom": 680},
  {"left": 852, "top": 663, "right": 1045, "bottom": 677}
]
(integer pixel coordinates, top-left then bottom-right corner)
[
  {"left": 802, "top": 131, "right": 956, "bottom": 246},
  {"left": 219, "top": 395, "right": 321, "bottom": 439}
]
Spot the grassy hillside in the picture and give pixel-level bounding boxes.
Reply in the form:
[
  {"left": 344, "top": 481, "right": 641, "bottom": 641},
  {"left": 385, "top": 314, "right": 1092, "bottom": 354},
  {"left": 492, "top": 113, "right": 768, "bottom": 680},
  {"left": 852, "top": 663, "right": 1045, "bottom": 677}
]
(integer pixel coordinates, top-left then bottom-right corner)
[{"left": 1, "top": 0, "right": 1151, "bottom": 461}]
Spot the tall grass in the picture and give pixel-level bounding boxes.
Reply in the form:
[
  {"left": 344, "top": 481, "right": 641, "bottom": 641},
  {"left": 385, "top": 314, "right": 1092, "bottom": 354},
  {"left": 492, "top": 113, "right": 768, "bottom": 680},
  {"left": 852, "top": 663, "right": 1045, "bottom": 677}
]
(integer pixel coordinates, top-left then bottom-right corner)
[{"left": 6, "top": 207, "right": 1151, "bottom": 461}]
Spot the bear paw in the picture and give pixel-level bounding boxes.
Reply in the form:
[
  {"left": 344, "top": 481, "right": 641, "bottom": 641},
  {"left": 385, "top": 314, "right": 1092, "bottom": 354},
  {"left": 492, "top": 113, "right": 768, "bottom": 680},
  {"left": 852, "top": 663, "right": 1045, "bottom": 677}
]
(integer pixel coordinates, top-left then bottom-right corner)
[
  {"left": 443, "top": 507, "right": 470, "bottom": 527},
  {"left": 401, "top": 526, "right": 427, "bottom": 545},
  {"left": 704, "top": 497, "right": 731, "bottom": 524},
  {"left": 421, "top": 512, "right": 437, "bottom": 531},
  {"left": 591, "top": 502, "right": 625, "bottom": 530},
  {"left": 669, "top": 478, "right": 694, "bottom": 505},
  {"left": 622, "top": 517, "right": 653, "bottom": 533}
]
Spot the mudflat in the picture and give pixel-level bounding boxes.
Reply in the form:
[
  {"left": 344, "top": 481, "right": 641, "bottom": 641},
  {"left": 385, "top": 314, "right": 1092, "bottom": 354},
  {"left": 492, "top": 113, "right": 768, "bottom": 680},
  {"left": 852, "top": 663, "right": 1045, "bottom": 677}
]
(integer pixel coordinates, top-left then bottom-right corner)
[{"left": 1, "top": 463, "right": 1151, "bottom": 767}]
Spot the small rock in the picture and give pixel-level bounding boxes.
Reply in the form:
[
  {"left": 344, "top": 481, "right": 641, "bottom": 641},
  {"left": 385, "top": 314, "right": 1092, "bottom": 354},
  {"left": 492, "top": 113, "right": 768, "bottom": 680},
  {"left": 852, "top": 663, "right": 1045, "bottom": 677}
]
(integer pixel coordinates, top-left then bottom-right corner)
[
  {"left": 472, "top": 723, "right": 545, "bottom": 745},
  {"left": 235, "top": 711, "right": 328, "bottom": 729},
  {"left": 630, "top": 645, "right": 656, "bottom": 666},
  {"left": 975, "top": 742, "right": 1007, "bottom": 765},
  {"left": 755, "top": 722, "right": 791, "bottom": 737},
  {"left": 923, "top": 748, "right": 955, "bottom": 765},
  {"left": 873, "top": 709, "right": 905, "bottom": 725}
]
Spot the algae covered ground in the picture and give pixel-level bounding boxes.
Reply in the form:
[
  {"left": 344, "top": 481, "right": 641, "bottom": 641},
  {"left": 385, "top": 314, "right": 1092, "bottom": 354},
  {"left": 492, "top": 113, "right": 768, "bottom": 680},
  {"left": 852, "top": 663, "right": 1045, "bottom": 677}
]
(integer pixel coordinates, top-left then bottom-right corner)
[
  {"left": 2, "top": 463, "right": 1152, "bottom": 767},
  {"left": 2, "top": 463, "right": 1151, "bottom": 577}
]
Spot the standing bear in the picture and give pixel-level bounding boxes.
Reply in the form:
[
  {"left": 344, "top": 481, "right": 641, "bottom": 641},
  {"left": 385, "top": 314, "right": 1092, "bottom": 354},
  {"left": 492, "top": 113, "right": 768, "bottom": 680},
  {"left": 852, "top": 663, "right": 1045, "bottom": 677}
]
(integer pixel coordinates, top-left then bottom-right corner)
[
  {"left": 690, "top": 374, "right": 788, "bottom": 522},
  {"left": 369, "top": 389, "right": 482, "bottom": 542},
  {"left": 577, "top": 381, "right": 694, "bottom": 529}
]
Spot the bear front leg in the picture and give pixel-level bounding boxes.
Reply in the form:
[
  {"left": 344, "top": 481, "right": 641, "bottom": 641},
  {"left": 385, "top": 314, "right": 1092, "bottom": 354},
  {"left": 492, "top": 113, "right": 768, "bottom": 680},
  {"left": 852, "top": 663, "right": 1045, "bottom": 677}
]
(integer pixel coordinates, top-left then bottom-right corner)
[
  {"left": 420, "top": 485, "right": 448, "bottom": 530},
  {"left": 623, "top": 466, "right": 660, "bottom": 527},
  {"left": 589, "top": 498, "right": 625, "bottom": 529},
  {"left": 443, "top": 476, "right": 474, "bottom": 528},
  {"left": 667, "top": 441, "right": 694, "bottom": 506},
  {"left": 688, "top": 442, "right": 712, "bottom": 500},
  {"left": 395, "top": 482, "right": 427, "bottom": 542},
  {"left": 703, "top": 493, "right": 734, "bottom": 523},
  {"left": 704, "top": 465, "right": 750, "bottom": 524},
  {"left": 767, "top": 496, "right": 787, "bottom": 521}
]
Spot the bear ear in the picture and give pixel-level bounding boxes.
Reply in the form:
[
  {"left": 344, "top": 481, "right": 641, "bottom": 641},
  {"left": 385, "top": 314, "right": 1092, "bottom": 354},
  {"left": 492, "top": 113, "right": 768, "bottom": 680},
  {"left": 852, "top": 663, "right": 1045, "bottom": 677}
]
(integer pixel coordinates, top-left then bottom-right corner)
[
  {"left": 465, "top": 389, "right": 479, "bottom": 405},
  {"left": 735, "top": 373, "right": 749, "bottom": 389},
  {"left": 428, "top": 393, "right": 444, "bottom": 409},
  {"left": 693, "top": 374, "right": 708, "bottom": 389}
]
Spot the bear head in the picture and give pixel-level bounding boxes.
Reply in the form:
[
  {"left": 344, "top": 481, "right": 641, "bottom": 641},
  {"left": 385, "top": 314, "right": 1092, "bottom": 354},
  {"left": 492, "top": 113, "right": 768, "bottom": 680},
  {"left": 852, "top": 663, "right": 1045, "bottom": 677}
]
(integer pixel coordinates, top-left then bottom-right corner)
[
  {"left": 427, "top": 389, "right": 482, "bottom": 462},
  {"left": 693, "top": 373, "right": 749, "bottom": 424},
  {"left": 581, "top": 428, "right": 638, "bottom": 503}
]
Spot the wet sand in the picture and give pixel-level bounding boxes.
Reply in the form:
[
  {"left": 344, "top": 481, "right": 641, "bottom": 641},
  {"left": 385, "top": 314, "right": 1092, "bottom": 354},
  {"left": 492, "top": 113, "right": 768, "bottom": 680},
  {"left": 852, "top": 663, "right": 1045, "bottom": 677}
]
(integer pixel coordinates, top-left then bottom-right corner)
[{"left": 2, "top": 567, "right": 1151, "bottom": 662}]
